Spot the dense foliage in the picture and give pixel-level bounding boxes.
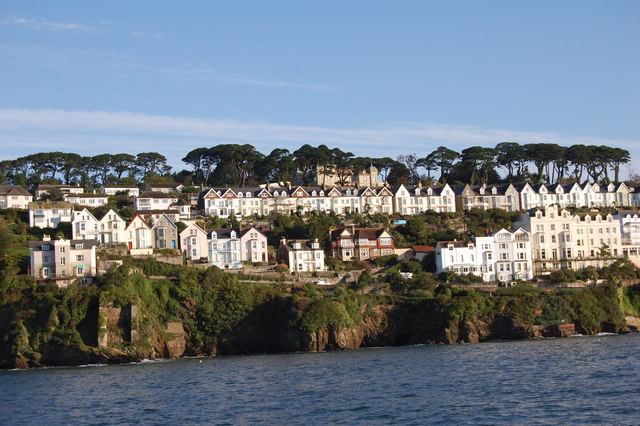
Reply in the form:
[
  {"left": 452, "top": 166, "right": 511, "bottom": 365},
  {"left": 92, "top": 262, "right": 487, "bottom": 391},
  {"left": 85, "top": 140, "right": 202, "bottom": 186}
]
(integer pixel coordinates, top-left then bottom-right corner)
[
  {"left": 0, "top": 141, "right": 632, "bottom": 191},
  {"left": 1, "top": 254, "right": 639, "bottom": 368}
]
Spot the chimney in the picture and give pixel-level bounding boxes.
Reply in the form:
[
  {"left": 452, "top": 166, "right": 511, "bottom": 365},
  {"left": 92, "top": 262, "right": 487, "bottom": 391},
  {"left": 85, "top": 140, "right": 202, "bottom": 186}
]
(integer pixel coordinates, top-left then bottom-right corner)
[
  {"left": 43, "top": 234, "right": 51, "bottom": 241},
  {"left": 280, "top": 236, "right": 287, "bottom": 246}
]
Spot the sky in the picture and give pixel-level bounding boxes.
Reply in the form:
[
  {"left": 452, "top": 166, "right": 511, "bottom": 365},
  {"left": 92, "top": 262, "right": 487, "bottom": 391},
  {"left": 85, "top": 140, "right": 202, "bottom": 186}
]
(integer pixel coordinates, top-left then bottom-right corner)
[{"left": 1, "top": 1, "right": 639, "bottom": 176}]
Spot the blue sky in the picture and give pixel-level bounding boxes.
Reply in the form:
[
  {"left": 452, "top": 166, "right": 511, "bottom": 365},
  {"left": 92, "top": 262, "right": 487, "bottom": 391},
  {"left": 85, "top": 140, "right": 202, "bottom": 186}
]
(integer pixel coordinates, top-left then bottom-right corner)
[{"left": 1, "top": 1, "right": 639, "bottom": 176}]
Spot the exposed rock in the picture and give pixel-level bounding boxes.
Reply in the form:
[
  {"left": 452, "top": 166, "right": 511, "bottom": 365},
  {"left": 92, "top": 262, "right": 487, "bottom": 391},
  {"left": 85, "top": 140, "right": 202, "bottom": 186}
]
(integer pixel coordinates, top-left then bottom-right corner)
[{"left": 624, "top": 316, "right": 640, "bottom": 332}]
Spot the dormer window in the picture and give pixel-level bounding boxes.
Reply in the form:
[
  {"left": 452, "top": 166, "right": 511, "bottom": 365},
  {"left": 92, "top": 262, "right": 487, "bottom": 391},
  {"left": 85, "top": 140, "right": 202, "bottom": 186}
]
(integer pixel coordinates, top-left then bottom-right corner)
[
  {"left": 42, "top": 244, "right": 51, "bottom": 251},
  {"left": 319, "top": 191, "right": 324, "bottom": 196},
  {"left": 75, "top": 244, "right": 83, "bottom": 249},
  {"left": 491, "top": 187, "right": 497, "bottom": 194},
  {"left": 238, "top": 193, "right": 243, "bottom": 197},
  {"left": 245, "top": 192, "right": 250, "bottom": 197},
  {"left": 415, "top": 188, "right": 420, "bottom": 195},
  {"left": 230, "top": 231, "right": 236, "bottom": 238},
  {"left": 311, "top": 191, "right": 317, "bottom": 196}
]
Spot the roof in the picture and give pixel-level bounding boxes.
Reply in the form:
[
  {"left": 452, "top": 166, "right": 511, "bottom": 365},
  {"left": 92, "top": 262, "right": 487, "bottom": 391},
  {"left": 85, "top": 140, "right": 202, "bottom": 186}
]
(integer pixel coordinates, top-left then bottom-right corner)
[
  {"left": 137, "top": 191, "right": 178, "bottom": 199},
  {"left": 28, "top": 201, "right": 73, "bottom": 209},
  {"left": 146, "top": 182, "right": 183, "bottom": 188},
  {"left": 36, "top": 184, "right": 82, "bottom": 190},
  {"left": 330, "top": 227, "right": 391, "bottom": 241},
  {"left": 29, "top": 239, "right": 99, "bottom": 251},
  {"left": 207, "top": 228, "right": 238, "bottom": 239},
  {"left": 64, "top": 193, "right": 109, "bottom": 198},
  {"left": 412, "top": 245, "right": 435, "bottom": 253},
  {"left": 0, "top": 185, "right": 32, "bottom": 197},
  {"left": 282, "top": 239, "right": 320, "bottom": 250}
]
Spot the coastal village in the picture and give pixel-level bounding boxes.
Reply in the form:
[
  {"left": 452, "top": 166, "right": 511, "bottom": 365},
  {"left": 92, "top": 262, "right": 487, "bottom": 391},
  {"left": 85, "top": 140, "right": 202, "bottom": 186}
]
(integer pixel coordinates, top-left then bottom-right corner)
[
  {"left": 1, "top": 146, "right": 640, "bottom": 289},
  {"left": 2, "top": 145, "right": 640, "bottom": 369}
]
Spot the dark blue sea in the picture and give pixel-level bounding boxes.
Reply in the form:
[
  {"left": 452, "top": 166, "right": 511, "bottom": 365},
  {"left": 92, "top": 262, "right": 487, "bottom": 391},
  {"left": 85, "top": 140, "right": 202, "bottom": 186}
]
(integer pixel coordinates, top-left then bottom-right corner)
[{"left": 2, "top": 334, "right": 640, "bottom": 424}]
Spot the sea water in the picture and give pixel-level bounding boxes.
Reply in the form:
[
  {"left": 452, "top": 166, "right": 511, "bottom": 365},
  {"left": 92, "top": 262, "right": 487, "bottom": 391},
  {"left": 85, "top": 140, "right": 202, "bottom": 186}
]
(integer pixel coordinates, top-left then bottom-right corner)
[{"left": 1, "top": 334, "right": 639, "bottom": 424}]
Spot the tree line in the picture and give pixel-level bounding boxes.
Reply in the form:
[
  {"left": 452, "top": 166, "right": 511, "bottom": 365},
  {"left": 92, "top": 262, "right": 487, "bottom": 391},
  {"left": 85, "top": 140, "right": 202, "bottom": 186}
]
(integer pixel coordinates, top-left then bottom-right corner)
[{"left": 0, "top": 142, "right": 631, "bottom": 191}]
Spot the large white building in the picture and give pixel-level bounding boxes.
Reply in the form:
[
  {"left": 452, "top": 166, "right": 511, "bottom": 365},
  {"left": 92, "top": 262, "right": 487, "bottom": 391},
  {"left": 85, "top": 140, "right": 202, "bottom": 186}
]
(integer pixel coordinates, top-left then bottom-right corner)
[
  {"left": 516, "top": 205, "right": 621, "bottom": 275},
  {"left": 435, "top": 228, "right": 533, "bottom": 282}
]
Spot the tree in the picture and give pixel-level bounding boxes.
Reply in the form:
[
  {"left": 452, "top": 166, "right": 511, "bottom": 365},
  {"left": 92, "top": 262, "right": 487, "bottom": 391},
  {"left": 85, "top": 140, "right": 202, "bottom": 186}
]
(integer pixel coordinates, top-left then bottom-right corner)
[
  {"left": 386, "top": 163, "right": 411, "bottom": 186},
  {"left": 111, "top": 153, "right": 138, "bottom": 180},
  {"left": 293, "top": 144, "right": 332, "bottom": 186},
  {"left": 524, "top": 143, "right": 564, "bottom": 183},
  {"left": 459, "top": 146, "right": 498, "bottom": 184},
  {"left": 259, "top": 148, "right": 296, "bottom": 185},
  {"left": 136, "top": 152, "right": 169, "bottom": 180},
  {"left": 397, "top": 154, "right": 420, "bottom": 185},
  {"left": 428, "top": 146, "right": 459, "bottom": 183},
  {"left": 415, "top": 156, "right": 438, "bottom": 181},
  {"left": 89, "top": 154, "right": 114, "bottom": 186},
  {"left": 495, "top": 142, "right": 528, "bottom": 182},
  {"left": 608, "top": 147, "right": 630, "bottom": 183}
]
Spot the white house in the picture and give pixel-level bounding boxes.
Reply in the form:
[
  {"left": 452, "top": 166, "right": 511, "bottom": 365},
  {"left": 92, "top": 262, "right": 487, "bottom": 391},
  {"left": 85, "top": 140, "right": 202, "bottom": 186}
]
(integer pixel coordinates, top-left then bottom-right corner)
[
  {"left": 35, "top": 184, "right": 83, "bottom": 199},
  {"left": 28, "top": 201, "right": 73, "bottom": 228},
  {"left": 71, "top": 208, "right": 100, "bottom": 240},
  {"left": 64, "top": 193, "right": 110, "bottom": 207},
  {"left": 124, "top": 214, "right": 155, "bottom": 255},
  {"left": 98, "top": 208, "right": 127, "bottom": 244},
  {"left": 0, "top": 185, "right": 33, "bottom": 209},
  {"left": 278, "top": 238, "right": 325, "bottom": 273},
  {"left": 207, "top": 228, "right": 242, "bottom": 269},
  {"left": 101, "top": 186, "right": 140, "bottom": 197},
  {"left": 180, "top": 223, "right": 208, "bottom": 260},
  {"left": 435, "top": 228, "right": 533, "bottom": 282},
  {"left": 134, "top": 191, "right": 179, "bottom": 211}
]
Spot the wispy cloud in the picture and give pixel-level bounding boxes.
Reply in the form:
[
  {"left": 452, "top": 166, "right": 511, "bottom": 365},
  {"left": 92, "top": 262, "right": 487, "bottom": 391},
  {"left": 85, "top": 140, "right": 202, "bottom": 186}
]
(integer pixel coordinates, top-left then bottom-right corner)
[
  {"left": 1, "top": 14, "right": 162, "bottom": 38},
  {"left": 1, "top": 109, "right": 638, "bottom": 172},
  {"left": 1, "top": 16, "right": 95, "bottom": 33},
  {"left": 0, "top": 45, "right": 334, "bottom": 91}
]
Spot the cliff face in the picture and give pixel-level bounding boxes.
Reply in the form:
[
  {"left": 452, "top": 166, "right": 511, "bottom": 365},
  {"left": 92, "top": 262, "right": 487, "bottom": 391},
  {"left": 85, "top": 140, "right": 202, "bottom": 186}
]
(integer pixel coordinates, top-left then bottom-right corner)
[{"left": 2, "top": 275, "right": 640, "bottom": 369}]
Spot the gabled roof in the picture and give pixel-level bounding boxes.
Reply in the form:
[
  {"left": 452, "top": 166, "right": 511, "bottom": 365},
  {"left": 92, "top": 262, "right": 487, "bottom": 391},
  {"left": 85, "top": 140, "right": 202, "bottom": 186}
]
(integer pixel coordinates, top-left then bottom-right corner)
[
  {"left": 207, "top": 228, "right": 238, "bottom": 239},
  {"left": 0, "top": 185, "right": 31, "bottom": 196},
  {"left": 152, "top": 213, "right": 178, "bottom": 229},
  {"left": 125, "top": 214, "right": 152, "bottom": 230}
]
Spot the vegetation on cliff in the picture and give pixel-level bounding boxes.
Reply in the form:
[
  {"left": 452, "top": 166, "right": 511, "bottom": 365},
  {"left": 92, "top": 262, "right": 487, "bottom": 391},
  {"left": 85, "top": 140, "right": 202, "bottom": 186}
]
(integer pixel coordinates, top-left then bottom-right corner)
[{"left": 1, "top": 257, "right": 640, "bottom": 369}]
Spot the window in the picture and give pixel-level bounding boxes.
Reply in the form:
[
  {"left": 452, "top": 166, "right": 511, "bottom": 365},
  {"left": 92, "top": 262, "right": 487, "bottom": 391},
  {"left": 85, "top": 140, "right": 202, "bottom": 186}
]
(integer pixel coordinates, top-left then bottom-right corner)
[
  {"left": 60, "top": 257, "right": 66, "bottom": 265},
  {"left": 42, "top": 245, "right": 51, "bottom": 251},
  {"left": 76, "top": 254, "right": 84, "bottom": 262},
  {"left": 59, "top": 247, "right": 66, "bottom": 253}
]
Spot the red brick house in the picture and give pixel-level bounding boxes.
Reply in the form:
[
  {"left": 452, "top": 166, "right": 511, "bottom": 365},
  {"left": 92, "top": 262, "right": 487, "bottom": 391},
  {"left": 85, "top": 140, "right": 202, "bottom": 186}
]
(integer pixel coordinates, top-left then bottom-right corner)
[{"left": 328, "top": 227, "right": 395, "bottom": 261}]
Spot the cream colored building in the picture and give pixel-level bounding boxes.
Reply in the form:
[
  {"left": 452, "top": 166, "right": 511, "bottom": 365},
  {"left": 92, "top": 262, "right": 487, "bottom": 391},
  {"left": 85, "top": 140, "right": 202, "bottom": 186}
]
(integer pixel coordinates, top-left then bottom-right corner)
[
  {"left": 517, "top": 205, "right": 621, "bottom": 275},
  {"left": 0, "top": 185, "right": 32, "bottom": 209}
]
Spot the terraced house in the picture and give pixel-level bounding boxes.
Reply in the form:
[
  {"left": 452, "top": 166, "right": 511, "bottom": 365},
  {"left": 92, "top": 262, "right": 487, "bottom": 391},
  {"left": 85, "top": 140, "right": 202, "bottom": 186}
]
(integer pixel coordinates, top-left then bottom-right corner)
[{"left": 516, "top": 205, "right": 622, "bottom": 275}]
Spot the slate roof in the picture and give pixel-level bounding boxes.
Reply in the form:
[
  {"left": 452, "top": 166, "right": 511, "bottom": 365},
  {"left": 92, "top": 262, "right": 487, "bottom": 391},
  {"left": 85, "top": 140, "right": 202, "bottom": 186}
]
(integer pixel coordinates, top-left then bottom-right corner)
[{"left": 0, "top": 185, "right": 31, "bottom": 196}]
